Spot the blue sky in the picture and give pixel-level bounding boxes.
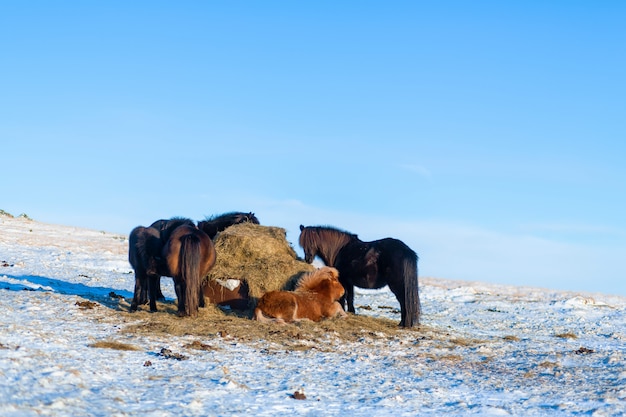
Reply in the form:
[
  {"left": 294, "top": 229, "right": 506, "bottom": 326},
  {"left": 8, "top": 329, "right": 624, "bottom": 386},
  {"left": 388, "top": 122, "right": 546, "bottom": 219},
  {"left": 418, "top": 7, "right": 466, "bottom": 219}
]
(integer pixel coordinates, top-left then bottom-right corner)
[{"left": 2, "top": 2, "right": 625, "bottom": 296}]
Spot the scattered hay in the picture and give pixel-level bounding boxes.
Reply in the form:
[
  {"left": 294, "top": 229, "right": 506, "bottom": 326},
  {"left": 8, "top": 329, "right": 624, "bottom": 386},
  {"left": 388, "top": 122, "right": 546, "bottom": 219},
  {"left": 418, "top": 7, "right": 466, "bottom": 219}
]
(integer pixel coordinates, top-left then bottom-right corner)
[
  {"left": 121, "top": 304, "right": 412, "bottom": 347},
  {"left": 112, "top": 299, "right": 491, "bottom": 356},
  {"left": 205, "top": 223, "right": 315, "bottom": 304},
  {"left": 185, "top": 340, "right": 219, "bottom": 351},
  {"left": 88, "top": 340, "right": 142, "bottom": 351},
  {"left": 76, "top": 300, "right": 99, "bottom": 309}
]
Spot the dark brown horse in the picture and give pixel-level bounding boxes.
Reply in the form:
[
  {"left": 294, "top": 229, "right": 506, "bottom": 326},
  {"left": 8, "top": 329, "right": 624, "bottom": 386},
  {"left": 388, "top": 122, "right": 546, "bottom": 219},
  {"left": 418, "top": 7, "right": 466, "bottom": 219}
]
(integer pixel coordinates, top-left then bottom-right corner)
[
  {"left": 129, "top": 220, "right": 216, "bottom": 316},
  {"left": 197, "top": 211, "right": 260, "bottom": 239},
  {"left": 298, "top": 225, "right": 421, "bottom": 327},
  {"left": 148, "top": 217, "right": 196, "bottom": 300},
  {"left": 127, "top": 217, "right": 194, "bottom": 306},
  {"left": 160, "top": 224, "right": 216, "bottom": 317}
]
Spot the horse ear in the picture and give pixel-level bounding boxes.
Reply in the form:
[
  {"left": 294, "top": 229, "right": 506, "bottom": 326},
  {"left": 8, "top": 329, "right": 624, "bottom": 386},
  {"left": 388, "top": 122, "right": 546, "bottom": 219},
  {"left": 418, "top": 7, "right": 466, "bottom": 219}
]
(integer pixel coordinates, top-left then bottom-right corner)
[{"left": 300, "top": 225, "right": 305, "bottom": 231}]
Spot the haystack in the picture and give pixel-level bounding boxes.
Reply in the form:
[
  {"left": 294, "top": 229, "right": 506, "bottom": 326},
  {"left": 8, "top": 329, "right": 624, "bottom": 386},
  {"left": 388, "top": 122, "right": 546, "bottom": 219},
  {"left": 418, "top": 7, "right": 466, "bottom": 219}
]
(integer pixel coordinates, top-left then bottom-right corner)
[{"left": 203, "top": 223, "right": 315, "bottom": 309}]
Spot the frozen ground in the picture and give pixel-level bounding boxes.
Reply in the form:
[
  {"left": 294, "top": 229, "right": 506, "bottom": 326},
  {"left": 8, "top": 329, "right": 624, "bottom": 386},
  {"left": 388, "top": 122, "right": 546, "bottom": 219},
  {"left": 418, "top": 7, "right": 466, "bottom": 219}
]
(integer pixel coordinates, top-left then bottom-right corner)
[{"left": 1, "top": 215, "right": 625, "bottom": 416}]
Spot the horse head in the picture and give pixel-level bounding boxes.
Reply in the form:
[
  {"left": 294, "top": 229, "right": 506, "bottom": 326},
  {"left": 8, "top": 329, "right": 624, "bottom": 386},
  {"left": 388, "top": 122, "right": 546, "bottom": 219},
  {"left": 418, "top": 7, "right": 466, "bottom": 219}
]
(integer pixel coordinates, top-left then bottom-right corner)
[
  {"left": 243, "top": 212, "right": 260, "bottom": 224},
  {"left": 328, "top": 274, "right": 345, "bottom": 302},
  {"left": 315, "top": 273, "right": 345, "bottom": 304},
  {"left": 300, "top": 225, "right": 319, "bottom": 264},
  {"left": 297, "top": 266, "right": 345, "bottom": 303}
]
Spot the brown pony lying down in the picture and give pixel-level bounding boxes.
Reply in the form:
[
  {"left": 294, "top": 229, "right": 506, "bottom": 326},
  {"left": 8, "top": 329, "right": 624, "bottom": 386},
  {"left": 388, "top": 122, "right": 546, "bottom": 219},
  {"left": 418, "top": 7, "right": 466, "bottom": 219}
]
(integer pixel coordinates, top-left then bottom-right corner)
[{"left": 254, "top": 267, "right": 347, "bottom": 323}]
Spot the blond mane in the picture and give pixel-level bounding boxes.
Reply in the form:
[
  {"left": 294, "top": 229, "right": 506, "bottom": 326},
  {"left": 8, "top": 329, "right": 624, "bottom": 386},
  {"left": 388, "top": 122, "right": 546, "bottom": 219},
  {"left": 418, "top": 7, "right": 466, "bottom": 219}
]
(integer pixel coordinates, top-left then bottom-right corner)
[{"left": 295, "top": 267, "right": 339, "bottom": 292}]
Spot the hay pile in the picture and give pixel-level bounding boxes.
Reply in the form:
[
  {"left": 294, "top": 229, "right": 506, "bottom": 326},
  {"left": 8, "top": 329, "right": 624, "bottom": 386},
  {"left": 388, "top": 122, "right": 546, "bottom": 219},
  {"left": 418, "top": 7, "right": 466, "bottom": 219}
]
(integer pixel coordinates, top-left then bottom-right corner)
[{"left": 205, "top": 223, "right": 316, "bottom": 303}]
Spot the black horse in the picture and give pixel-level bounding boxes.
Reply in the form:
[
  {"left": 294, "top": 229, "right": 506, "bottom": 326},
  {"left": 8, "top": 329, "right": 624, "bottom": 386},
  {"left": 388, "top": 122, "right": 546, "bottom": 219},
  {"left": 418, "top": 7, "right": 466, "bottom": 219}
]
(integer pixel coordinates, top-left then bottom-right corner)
[
  {"left": 128, "top": 225, "right": 161, "bottom": 308},
  {"left": 129, "top": 217, "right": 196, "bottom": 310},
  {"left": 197, "top": 211, "right": 260, "bottom": 239},
  {"left": 129, "top": 219, "right": 216, "bottom": 316},
  {"left": 298, "top": 225, "right": 421, "bottom": 327}
]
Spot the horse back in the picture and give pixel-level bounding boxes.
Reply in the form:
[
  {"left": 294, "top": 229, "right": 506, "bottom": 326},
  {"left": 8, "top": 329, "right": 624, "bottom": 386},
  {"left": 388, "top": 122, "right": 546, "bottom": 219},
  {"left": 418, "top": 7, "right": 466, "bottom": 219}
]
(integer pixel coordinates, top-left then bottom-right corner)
[
  {"left": 336, "top": 241, "right": 384, "bottom": 289},
  {"left": 128, "top": 226, "right": 161, "bottom": 271},
  {"left": 163, "top": 224, "right": 215, "bottom": 277},
  {"left": 372, "top": 238, "right": 417, "bottom": 266},
  {"left": 198, "top": 211, "right": 260, "bottom": 239},
  {"left": 373, "top": 238, "right": 420, "bottom": 327},
  {"left": 150, "top": 217, "right": 195, "bottom": 243},
  {"left": 337, "top": 238, "right": 416, "bottom": 289}
]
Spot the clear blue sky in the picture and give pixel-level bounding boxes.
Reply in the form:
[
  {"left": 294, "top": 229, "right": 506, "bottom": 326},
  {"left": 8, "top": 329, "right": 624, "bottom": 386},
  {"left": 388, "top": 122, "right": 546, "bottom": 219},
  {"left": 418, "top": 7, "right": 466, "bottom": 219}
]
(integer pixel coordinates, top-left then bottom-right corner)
[{"left": 2, "top": 2, "right": 625, "bottom": 296}]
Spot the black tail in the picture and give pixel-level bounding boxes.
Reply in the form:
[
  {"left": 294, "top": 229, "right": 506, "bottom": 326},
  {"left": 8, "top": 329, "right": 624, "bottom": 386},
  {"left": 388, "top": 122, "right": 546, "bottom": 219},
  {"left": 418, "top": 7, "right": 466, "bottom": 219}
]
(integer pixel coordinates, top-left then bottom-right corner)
[
  {"left": 179, "top": 234, "right": 202, "bottom": 317},
  {"left": 402, "top": 254, "right": 421, "bottom": 327}
]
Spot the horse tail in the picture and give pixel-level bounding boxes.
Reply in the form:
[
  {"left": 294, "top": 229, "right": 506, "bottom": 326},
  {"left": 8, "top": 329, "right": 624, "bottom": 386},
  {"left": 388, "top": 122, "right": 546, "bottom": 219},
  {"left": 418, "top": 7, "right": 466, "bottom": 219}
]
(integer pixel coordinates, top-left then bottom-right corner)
[
  {"left": 179, "top": 233, "right": 202, "bottom": 317},
  {"left": 402, "top": 252, "right": 421, "bottom": 327}
]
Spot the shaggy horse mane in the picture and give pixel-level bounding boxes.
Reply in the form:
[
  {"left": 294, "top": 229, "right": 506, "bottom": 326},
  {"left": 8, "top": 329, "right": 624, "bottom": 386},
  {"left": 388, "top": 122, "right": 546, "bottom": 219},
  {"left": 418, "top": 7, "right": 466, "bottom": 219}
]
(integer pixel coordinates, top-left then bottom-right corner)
[
  {"left": 203, "top": 211, "right": 259, "bottom": 222},
  {"left": 300, "top": 225, "right": 357, "bottom": 239},
  {"left": 298, "top": 225, "right": 356, "bottom": 266},
  {"left": 295, "top": 266, "right": 340, "bottom": 292}
]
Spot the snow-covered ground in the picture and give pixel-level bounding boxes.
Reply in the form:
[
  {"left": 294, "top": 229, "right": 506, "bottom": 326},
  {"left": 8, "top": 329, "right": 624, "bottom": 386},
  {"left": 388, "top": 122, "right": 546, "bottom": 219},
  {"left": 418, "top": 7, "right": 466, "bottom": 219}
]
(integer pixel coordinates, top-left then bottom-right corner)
[{"left": 1, "top": 215, "right": 625, "bottom": 416}]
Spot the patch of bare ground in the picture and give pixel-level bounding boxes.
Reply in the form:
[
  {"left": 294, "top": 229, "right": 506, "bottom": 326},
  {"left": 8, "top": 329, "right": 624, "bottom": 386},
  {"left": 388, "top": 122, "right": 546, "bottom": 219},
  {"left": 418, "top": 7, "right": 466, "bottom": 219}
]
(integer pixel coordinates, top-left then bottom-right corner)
[
  {"left": 110, "top": 295, "right": 487, "bottom": 356},
  {"left": 88, "top": 340, "right": 142, "bottom": 351}
]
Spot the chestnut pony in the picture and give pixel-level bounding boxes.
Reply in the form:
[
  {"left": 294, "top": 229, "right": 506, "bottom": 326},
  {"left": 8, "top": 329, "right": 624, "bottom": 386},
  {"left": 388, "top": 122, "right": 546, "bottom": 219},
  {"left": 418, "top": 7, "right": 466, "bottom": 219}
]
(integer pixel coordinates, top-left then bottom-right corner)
[{"left": 254, "top": 267, "right": 347, "bottom": 323}]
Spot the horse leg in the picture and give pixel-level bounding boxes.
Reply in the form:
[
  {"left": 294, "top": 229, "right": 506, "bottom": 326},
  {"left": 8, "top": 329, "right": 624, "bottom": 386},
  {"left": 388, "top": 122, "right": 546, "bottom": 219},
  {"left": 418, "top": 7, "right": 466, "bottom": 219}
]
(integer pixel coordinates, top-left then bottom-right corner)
[
  {"left": 253, "top": 307, "right": 269, "bottom": 322},
  {"left": 174, "top": 278, "right": 186, "bottom": 316},
  {"left": 386, "top": 257, "right": 420, "bottom": 327},
  {"left": 198, "top": 286, "right": 205, "bottom": 308},
  {"left": 139, "top": 280, "right": 149, "bottom": 305},
  {"left": 130, "top": 269, "right": 148, "bottom": 312},
  {"left": 387, "top": 280, "right": 407, "bottom": 327},
  {"left": 328, "top": 302, "right": 348, "bottom": 319},
  {"left": 148, "top": 274, "right": 160, "bottom": 312},
  {"left": 344, "top": 284, "right": 356, "bottom": 313},
  {"left": 156, "top": 277, "right": 166, "bottom": 301}
]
